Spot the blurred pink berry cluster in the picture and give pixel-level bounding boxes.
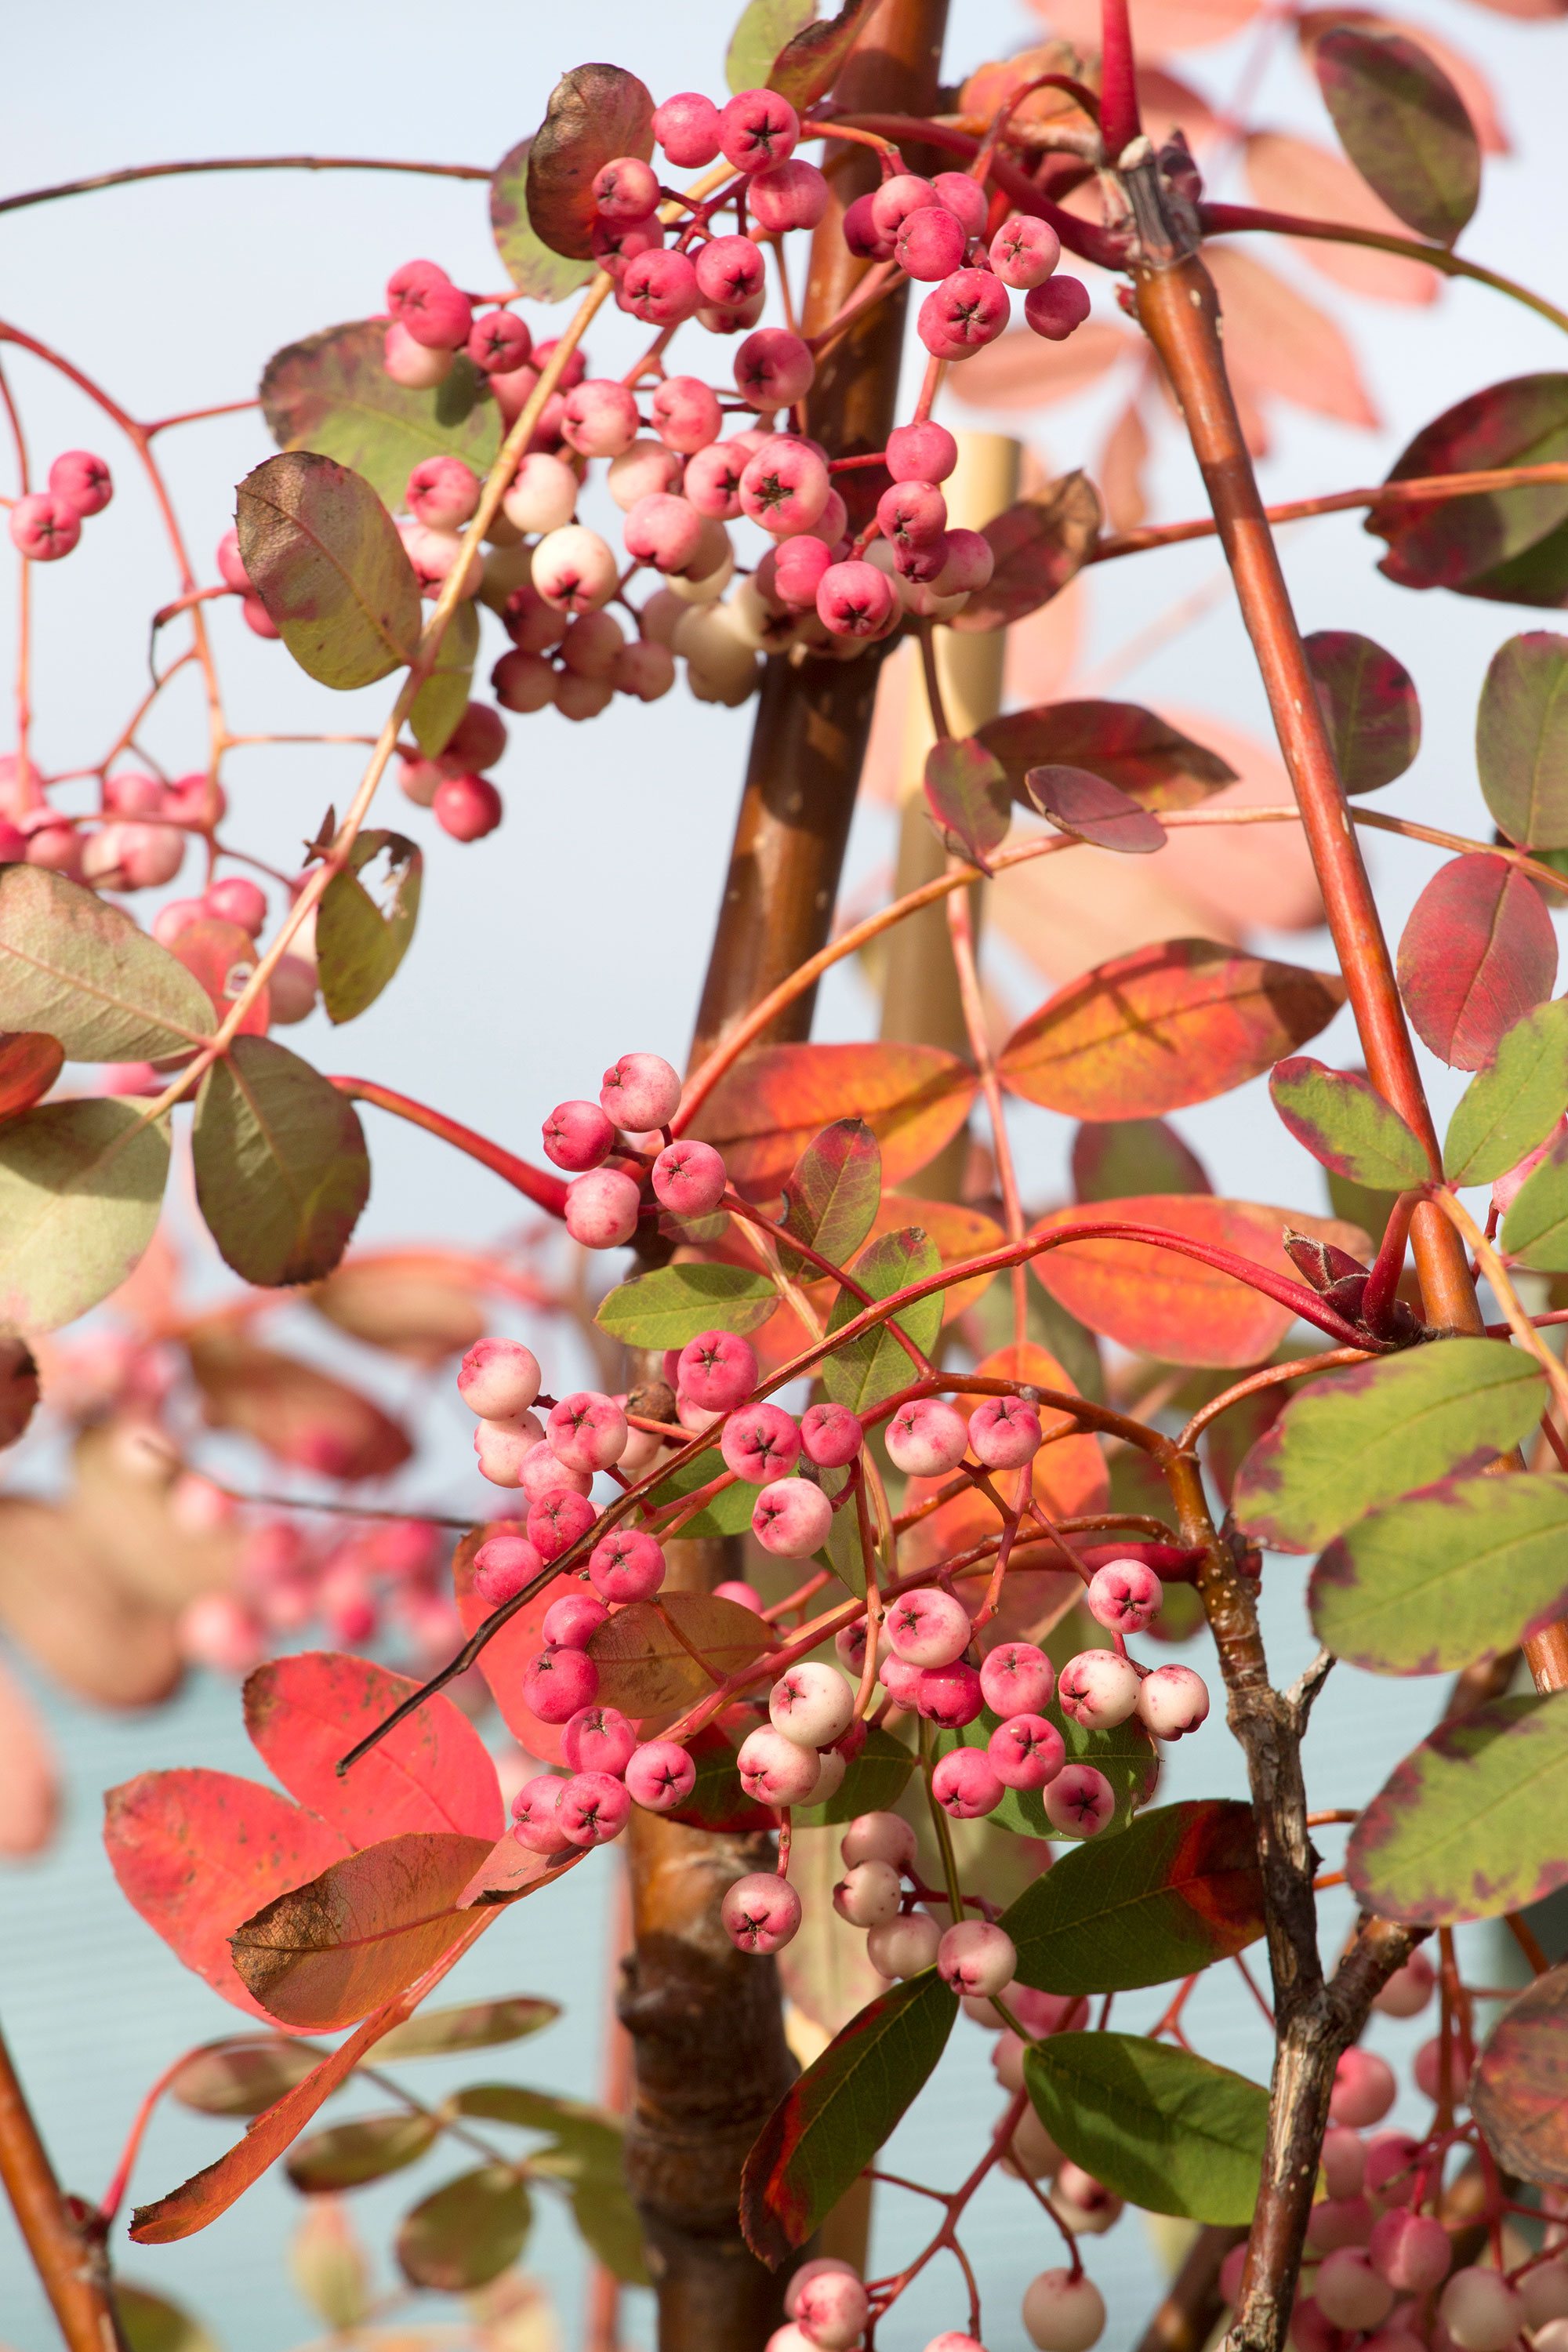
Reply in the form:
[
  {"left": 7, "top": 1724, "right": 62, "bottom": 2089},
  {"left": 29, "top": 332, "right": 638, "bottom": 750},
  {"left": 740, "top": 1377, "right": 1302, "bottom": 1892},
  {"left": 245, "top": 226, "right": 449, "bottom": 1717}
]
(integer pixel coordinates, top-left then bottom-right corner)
[{"left": 185, "top": 1509, "right": 460, "bottom": 1682}]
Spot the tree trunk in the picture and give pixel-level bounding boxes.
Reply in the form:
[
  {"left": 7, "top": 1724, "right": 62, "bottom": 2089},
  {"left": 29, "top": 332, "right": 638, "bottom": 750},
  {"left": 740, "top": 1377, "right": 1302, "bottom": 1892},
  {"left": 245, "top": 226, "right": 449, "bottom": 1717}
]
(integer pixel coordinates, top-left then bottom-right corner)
[{"left": 618, "top": 7, "right": 949, "bottom": 2343}]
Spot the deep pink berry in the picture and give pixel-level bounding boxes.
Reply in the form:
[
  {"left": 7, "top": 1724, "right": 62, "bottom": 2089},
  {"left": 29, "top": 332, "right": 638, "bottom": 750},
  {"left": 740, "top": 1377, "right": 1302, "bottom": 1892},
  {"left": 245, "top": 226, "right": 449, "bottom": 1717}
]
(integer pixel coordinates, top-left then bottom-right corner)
[
  {"left": 433, "top": 774, "right": 502, "bottom": 840},
  {"left": 216, "top": 528, "right": 251, "bottom": 593},
  {"left": 651, "top": 1138, "right": 728, "bottom": 1215},
  {"left": 750, "top": 158, "right": 829, "bottom": 234},
  {"left": 879, "top": 1655, "right": 924, "bottom": 1706},
  {"left": 918, "top": 269, "right": 1010, "bottom": 358},
  {"left": 406, "top": 456, "right": 481, "bottom": 531},
  {"left": 1044, "top": 1764, "right": 1115, "bottom": 1837},
  {"left": 622, "top": 249, "right": 701, "bottom": 327},
  {"left": 512, "top": 1773, "right": 574, "bottom": 1855},
  {"left": 718, "top": 89, "right": 799, "bottom": 172},
  {"left": 542, "top": 1099, "right": 615, "bottom": 1172},
  {"left": 991, "top": 212, "right": 1062, "bottom": 289},
  {"left": 722, "top": 1870, "right": 801, "bottom": 1953},
  {"left": 48, "top": 450, "right": 112, "bottom": 517},
  {"left": 773, "top": 534, "right": 833, "bottom": 611},
  {"left": 652, "top": 92, "right": 722, "bottom": 169},
  {"left": 931, "top": 1748, "right": 1004, "bottom": 1820},
  {"left": 885, "top": 1588, "right": 970, "bottom": 1669},
  {"left": 979, "top": 1640, "right": 1054, "bottom": 1715},
  {"left": 466, "top": 309, "right": 532, "bottom": 373},
  {"left": 800, "top": 1399, "right": 862, "bottom": 1468},
  {"left": 9, "top": 493, "right": 81, "bottom": 561},
  {"left": 720, "top": 1403, "right": 800, "bottom": 1483},
  {"left": 562, "top": 379, "right": 641, "bottom": 459},
  {"left": 816, "top": 560, "right": 895, "bottom": 639},
  {"left": 588, "top": 1526, "right": 666, "bottom": 1603},
  {"left": 548, "top": 1391, "right": 628, "bottom": 1474},
  {"left": 203, "top": 877, "right": 267, "bottom": 935},
  {"left": 695, "top": 234, "right": 768, "bottom": 309},
  {"left": 562, "top": 1705, "right": 638, "bottom": 1777},
  {"left": 934, "top": 528, "right": 995, "bottom": 593},
  {"left": 650, "top": 375, "right": 722, "bottom": 453},
  {"left": 471, "top": 1534, "right": 545, "bottom": 1606},
  {"left": 885, "top": 1398, "right": 969, "bottom": 1476},
  {"left": 989, "top": 1711, "right": 1065, "bottom": 1789},
  {"left": 1087, "top": 1559, "right": 1164, "bottom": 1634},
  {"left": 887, "top": 421, "right": 958, "bottom": 483},
  {"left": 916, "top": 1661, "right": 984, "bottom": 1727},
  {"left": 542, "top": 1590, "right": 608, "bottom": 1649},
  {"left": 1330, "top": 2048, "right": 1397, "bottom": 2129},
  {"left": 1025, "top": 276, "right": 1091, "bottom": 341},
  {"left": 713, "top": 1577, "right": 764, "bottom": 1613},
  {"left": 740, "top": 437, "right": 830, "bottom": 536},
  {"left": 1368, "top": 2209, "right": 1451, "bottom": 2293},
  {"left": 735, "top": 329, "right": 815, "bottom": 412},
  {"left": 601, "top": 1051, "right": 681, "bottom": 1130},
  {"left": 626, "top": 1738, "right": 699, "bottom": 1811},
  {"left": 969, "top": 1395, "right": 1042, "bottom": 1469},
  {"left": 557, "top": 1769, "right": 631, "bottom": 1846},
  {"left": 564, "top": 1167, "right": 642, "bottom": 1250},
  {"left": 402, "top": 276, "right": 474, "bottom": 351},
  {"left": 931, "top": 172, "right": 989, "bottom": 238},
  {"left": 684, "top": 441, "right": 750, "bottom": 520},
  {"left": 593, "top": 155, "right": 660, "bottom": 223},
  {"left": 386, "top": 257, "right": 449, "bottom": 320},
  {"left": 523, "top": 1644, "right": 599, "bottom": 1723},
  {"left": 753, "top": 1478, "right": 834, "bottom": 1558},
  {"left": 896, "top": 205, "right": 968, "bottom": 281},
  {"left": 938, "top": 1918, "right": 1016, "bottom": 1995},
  {"left": 593, "top": 214, "right": 664, "bottom": 277},
  {"left": 842, "top": 191, "right": 895, "bottom": 260},
  {"left": 877, "top": 480, "right": 948, "bottom": 553},
  {"left": 624, "top": 491, "right": 706, "bottom": 574},
  {"left": 871, "top": 173, "right": 942, "bottom": 242}
]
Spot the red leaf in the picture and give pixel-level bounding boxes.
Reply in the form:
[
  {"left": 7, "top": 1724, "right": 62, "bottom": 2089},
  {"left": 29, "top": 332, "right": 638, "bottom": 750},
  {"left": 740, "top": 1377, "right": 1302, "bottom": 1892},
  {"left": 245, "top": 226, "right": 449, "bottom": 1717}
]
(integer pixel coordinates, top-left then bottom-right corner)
[
  {"left": 129, "top": 1911, "right": 494, "bottom": 2242},
  {"left": 1305, "top": 630, "right": 1421, "bottom": 794},
  {"left": 0, "top": 1032, "right": 64, "bottom": 1122},
  {"left": 185, "top": 1324, "right": 412, "bottom": 1482},
  {"left": 949, "top": 472, "right": 1102, "bottom": 634},
  {"left": 1204, "top": 248, "right": 1378, "bottom": 430},
  {"left": 103, "top": 1769, "right": 350, "bottom": 2019},
  {"left": 452, "top": 1522, "right": 571, "bottom": 1764},
  {"left": 695, "top": 1044, "right": 978, "bottom": 1199},
  {"left": 245, "top": 1651, "right": 503, "bottom": 1848},
  {"left": 169, "top": 916, "right": 270, "bottom": 1038},
  {"left": 524, "top": 65, "right": 655, "bottom": 262},
  {"left": 1098, "top": 396, "right": 1152, "bottom": 534},
  {"left": 1029, "top": 765, "right": 1167, "bottom": 855},
  {"left": 1243, "top": 135, "right": 1439, "bottom": 304},
  {"left": 1396, "top": 853, "right": 1557, "bottom": 1069},
  {"left": 978, "top": 700, "right": 1236, "bottom": 811},
  {"left": 1471, "top": 1962, "right": 1568, "bottom": 2184},
  {"left": 999, "top": 939, "right": 1346, "bottom": 1119},
  {"left": 1367, "top": 376, "right": 1568, "bottom": 596},
  {"left": 924, "top": 736, "right": 1011, "bottom": 868},
  {"left": 1297, "top": 12, "right": 1509, "bottom": 154},
  {"left": 1030, "top": 1196, "right": 1373, "bottom": 1367}
]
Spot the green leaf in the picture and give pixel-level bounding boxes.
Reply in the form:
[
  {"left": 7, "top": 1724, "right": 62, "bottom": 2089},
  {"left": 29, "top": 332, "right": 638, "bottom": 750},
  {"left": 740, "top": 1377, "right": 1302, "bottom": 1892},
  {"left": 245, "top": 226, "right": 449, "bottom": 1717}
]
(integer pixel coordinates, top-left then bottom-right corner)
[
  {"left": 1501, "top": 1128, "right": 1568, "bottom": 1269},
  {"left": 1001, "top": 1801, "right": 1265, "bottom": 1994},
  {"left": 453, "top": 2085, "right": 624, "bottom": 2180},
  {"left": 779, "top": 1118, "right": 881, "bottom": 1280},
  {"left": 1347, "top": 1692, "right": 1568, "bottom": 1924},
  {"left": 396, "top": 2164, "right": 531, "bottom": 2291},
  {"left": 795, "top": 1724, "right": 915, "bottom": 1827},
  {"left": 168, "top": 2036, "right": 325, "bottom": 2117},
  {"left": 1476, "top": 632, "right": 1568, "bottom": 850},
  {"left": 924, "top": 736, "right": 1011, "bottom": 869},
  {"left": 596, "top": 1261, "right": 779, "bottom": 1348},
  {"left": 739, "top": 1970, "right": 957, "bottom": 2265},
  {"left": 0, "top": 863, "right": 212, "bottom": 1062},
  {"left": 260, "top": 320, "right": 500, "bottom": 514},
  {"left": 410, "top": 601, "right": 480, "bottom": 759},
  {"left": 526, "top": 65, "right": 656, "bottom": 262},
  {"left": 1311, "top": 1470, "right": 1568, "bottom": 1675},
  {"left": 1231, "top": 1339, "right": 1544, "bottom": 1554},
  {"left": 373, "top": 1996, "right": 560, "bottom": 2062},
  {"left": 822, "top": 1226, "right": 941, "bottom": 1413},
  {"left": 286, "top": 2111, "right": 438, "bottom": 2193},
  {"left": 316, "top": 831, "right": 423, "bottom": 1025},
  {"left": 1024, "top": 2032, "right": 1269, "bottom": 2223},
  {"left": 1315, "top": 25, "right": 1479, "bottom": 245},
  {"left": 1269, "top": 1056, "right": 1428, "bottom": 1189},
  {"left": 570, "top": 2176, "right": 651, "bottom": 2285},
  {"left": 113, "top": 2285, "right": 220, "bottom": 2352},
  {"left": 728, "top": 0, "right": 815, "bottom": 92},
  {"left": 192, "top": 1037, "right": 368, "bottom": 1287},
  {"left": 1444, "top": 1000, "right": 1568, "bottom": 1185},
  {"left": 0, "top": 1101, "right": 170, "bottom": 1332},
  {"left": 1305, "top": 630, "right": 1421, "bottom": 795},
  {"left": 811, "top": 1460, "right": 867, "bottom": 1597},
  {"left": 491, "top": 136, "right": 597, "bottom": 303},
  {"left": 936, "top": 1703, "right": 1158, "bottom": 1843},
  {"left": 236, "top": 452, "right": 420, "bottom": 691},
  {"left": 642, "top": 1446, "right": 756, "bottom": 1537}
]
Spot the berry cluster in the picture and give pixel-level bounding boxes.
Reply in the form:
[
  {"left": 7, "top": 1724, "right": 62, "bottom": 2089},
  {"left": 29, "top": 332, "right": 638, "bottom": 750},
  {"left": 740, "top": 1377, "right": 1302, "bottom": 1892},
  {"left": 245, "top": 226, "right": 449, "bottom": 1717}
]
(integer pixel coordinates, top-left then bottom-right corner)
[{"left": 7, "top": 448, "right": 113, "bottom": 564}]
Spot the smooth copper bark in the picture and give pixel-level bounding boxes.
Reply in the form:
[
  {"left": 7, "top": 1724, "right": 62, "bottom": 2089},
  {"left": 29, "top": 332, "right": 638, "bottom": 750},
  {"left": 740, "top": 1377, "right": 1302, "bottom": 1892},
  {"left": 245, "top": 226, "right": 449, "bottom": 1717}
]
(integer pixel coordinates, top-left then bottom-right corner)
[{"left": 0, "top": 2023, "right": 123, "bottom": 2352}]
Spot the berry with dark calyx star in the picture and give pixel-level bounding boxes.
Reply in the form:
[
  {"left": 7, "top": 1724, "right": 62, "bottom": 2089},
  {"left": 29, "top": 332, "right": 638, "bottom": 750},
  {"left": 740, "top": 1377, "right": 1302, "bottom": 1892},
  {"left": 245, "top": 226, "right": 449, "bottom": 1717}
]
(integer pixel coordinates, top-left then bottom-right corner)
[{"left": 722, "top": 1871, "right": 802, "bottom": 1953}]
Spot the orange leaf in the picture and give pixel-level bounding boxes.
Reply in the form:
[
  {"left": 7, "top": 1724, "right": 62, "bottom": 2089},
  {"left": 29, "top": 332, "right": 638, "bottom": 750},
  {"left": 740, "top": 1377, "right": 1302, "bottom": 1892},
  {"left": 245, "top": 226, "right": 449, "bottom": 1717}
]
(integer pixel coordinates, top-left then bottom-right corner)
[
  {"left": 956, "top": 322, "right": 1135, "bottom": 412},
  {"left": 230, "top": 1830, "right": 496, "bottom": 2031},
  {"left": 452, "top": 1523, "right": 572, "bottom": 1764},
  {"left": 104, "top": 1768, "right": 350, "bottom": 2019},
  {"left": 860, "top": 1195, "right": 1005, "bottom": 1322},
  {"left": 999, "top": 939, "right": 1345, "bottom": 1118},
  {"left": 1243, "top": 135, "right": 1440, "bottom": 303},
  {"left": 1030, "top": 1196, "right": 1372, "bottom": 1367},
  {"left": 695, "top": 1044, "right": 977, "bottom": 1199},
  {"left": 186, "top": 1325, "right": 412, "bottom": 1483},
  {"left": 1098, "top": 397, "right": 1152, "bottom": 533},
  {"left": 900, "top": 1342, "right": 1109, "bottom": 1577},
  {"left": 245, "top": 1651, "right": 504, "bottom": 1848},
  {"left": 0, "top": 1031, "right": 64, "bottom": 1122},
  {"left": 1205, "top": 247, "right": 1378, "bottom": 429}
]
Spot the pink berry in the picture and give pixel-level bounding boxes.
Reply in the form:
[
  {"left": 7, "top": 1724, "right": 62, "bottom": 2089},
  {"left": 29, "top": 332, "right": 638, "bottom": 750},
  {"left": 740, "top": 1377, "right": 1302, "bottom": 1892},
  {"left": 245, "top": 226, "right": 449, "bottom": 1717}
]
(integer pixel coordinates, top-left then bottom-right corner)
[
  {"left": 1321, "top": 2128, "right": 1367, "bottom": 2200},
  {"left": 215, "top": 528, "right": 251, "bottom": 592},
  {"left": 512, "top": 1773, "right": 575, "bottom": 1856},
  {"left": 9, "top": 493, "right": 81, "bottom": 561},
  {"left": 1025, "top": 277, "right": 1092, "bottom": 342},
  {"left": 1022, "top": 2270, "right": 1106, "bottom": 2352},
  {"left": 547, "top": 1392, "right": 628, "bottom": 1475},
  {"left": 753, "top": 1478, "right": 835, "bottom": 1559},
  {"left": 557, "top": 1770, "right": 631, "bottom": 1846},
  {"left": 524, "top": 1645, "right": 599, "bottom": 1724},
  {"left": 466, "top": 309, "right": 532, "bottom": 374},
  {"left": 1368, "top": 2209, "right": 1450, "bottom": 2293},
  {"left": 1316, "top": 2249, "right": 1396, "bottom": 2334},
  {"left": 533, "top": 525, "right": 619, "bottom": 615},
  {"left": 772, "top": 535, "right": 833, "bottom": 612},
  {"left": 383, "top": 321, "right": 455, "bottom": 389},
  {"left": 887, "top": 421, "right": 958, "bottom": 484},
  {"left": 1373, "top": 1947, "right": 1435, "bottom": 2017},
  {"left": 800, "top": 1400, "right": 863, "bottom": 1468},
  {"left": 991, "top": 212, "right": 1062, "bottom": 289},
  {"left": 406, "top": 455, "right": 480, "bottom": 530},
  {"left": 561, "top": 1706, "right": 637, "bottom": 1778},
  {"left": 502, "top": 452, "right": 579, "bottom": 538},
  {"left": 593, "top": 155, "right": 660, "bottom": 224},
  {"left": 713, "top": 1578, "right": 764, "bottom": 1612},
  {"left": 434, "top": 774, "right": 502, "bottom": 840},
  {"left": 403, "top": 277, "right": 474, "bottom": 350},
  {"left": 879, "top": 1656, "right": 924, "bottom": 1706},
  {"left": 737, "top": 1726, "right": 820, "bottom": 1806},
  {"left": 152, "top": 897, "right": 206, "bottom": 945},
  {"left": 896, "top": 205, "right": 968, "bottom": 281},
  {"left": 651, "top": 1138, "right": 728, "bottom": 1216},
  {"left": 387, "top": 257, "right": 449, "bottom": 318},
  {"left": 624, "top": 492, "right": 706, "bottom": 575},
  {"left": 474, "top": 1417, "right": 544, "bottom": 1486},
  {"left": 919, "top": 269, "right": 1011, "bottom": 359},
  {"left": 1058, "top": 1650, "right": 1140, "bottom": 1731},
  {"left": 564, "top": 1167, "right": 643, "bottom": 1250},
  {"left": 644, "top": 378, "right": 717, "bottom": 457},
  {"left": 816, "top": 559, "right": 895, "bottom": 639},
  {"left": 48, "top": 450, "right": 112, "bottom": 517},
  {"left": 622, "top": 249, "right": 701, "bottom": 327},
  {"left": 886, "top": 1587, "right": 970, "bottom": 1668},
  {"left": 1440, "top": 2272, "right": 1526, "bottom": 2352},
  {"left": 471, "top": 1534, "right": 545, "bottom": 1606},
  {"left": 968, "top": 1396, "right": 1042, "bottom": 1470},
  {"left": 938, "top": 1918, "right": 1016, "bottom": 1998},
  {"left": 601, "top": 1051, "right": 681, "bottom": 1130},
  {"left": 916, "top": 1662, "right": 985, "bottom": 1728},
  {"left": 555, "top": 673, "right": 614, "bottom": 724},
  {"left": 1414, "top": 2032, "right": 1468, "bottom": 2105},
  {"left": 626, "top": 1738, "right": 697, "bottom": 1811},
  {"left": 684, "top": 441, "right": 749, "bottom": 520},
  {"left": 931, "top": 1748, "right": 1004, "bottom": 1820},
  {"left": 562, "top": 379, "right": 641, "bottom": 460},
  {"left": 1308, "top": 2193, "right": 1371, "bottom": 2256},
  {"left": 871, "top": 173, "right": 942, "bottom": 241},
  {"left": 459, "top": 1337, "right": 542, "bottom": 1419},
  {"left": 721, "top": 1403, "right": 800, "bottom": 1483},
  {"left": 492, "top": 649, "right": 554, "bottom": 714},
  {"left": 989, "top": 1711, "right": 1066, "bottom": 1789},
  {"left": 722, "top": 1870, "right": 802, "bottom": 1953},
  {"left": 1330, "top": 2049, "right": 1398, "bottom": 2129},
  {"left": 1136, "top": 1662, "right": 1210, "bottom": 1738},
  {"left": 931, "top": 172, "right": 989, "bottom": 239},
  {"left": 1043, "top": 1765, "right": 1115, "bottom": 1838},
  {"left": 832, "top": 1858, "right": 903, "bottom": 1926},
  {"left": 840, "top": 1811, "right": 916, "bottom": 1870},
  {"left": 588, "top": 1527, "right": 666, "bottom": 1603},
  {"left": 718, "top": 89, "right": 799, "bottom": 172},
  {"left": 677, "top": 1330, "right": 758, "bottom": 1412},
  {"left": 1087, "top": 1559, "right": 1164, "bottom": 1635},
  {"left": 877, "top": 479, "right": 948, "bottom": 553},
  {"left": 740, "top": 437, "right": 830, "bottom": 537},
  {"left": 735, "top": 329, "right": 815, "bottom": 412},
  {"left": 542, "top": 1100, "right": 615, "bottom": 1173},
  {"left": 795, "top": 2270, "right": 870, "bottom": 2349},
  {"left": 980, "top": 1641, "right": 1054, "bottom": 1715},
  {"left": 528, "top": 1490, "right": 599, "bottom": 1563},
  {"left": 886, "top": 1399, "right": 968, "bottom": 1477},
  {"left": 771, "top": 1660, "right": 854, "bottom": 1748},
  {"left": 695, "top": 234, "right": 768, "bottom": 309},
  {"left": 612, "top": 639, "right": 676, "bottom": 701},
  {"left": 749, "top": 159, "right": 830, "bottom": 234},
  {"left": 842, "top": 192, "right": 895, "bottom": 261},
  {"left": 517, "top": 1439, "right": 590, "bottom": 1504},
  {"left": 935, "top": 526, "right": 995, "bottom": 595},
  {"left": 204, "top": 876, "right": 267, "bottom": 935},
  {"left": 653, "top": 92, "right": 722, "bottom": 169},
  {"left": 542, "top": 1590, "right": 608, "bottom": 1649},
  {"left": 609, "top": 440, "right": 682, "bottom": 511}
]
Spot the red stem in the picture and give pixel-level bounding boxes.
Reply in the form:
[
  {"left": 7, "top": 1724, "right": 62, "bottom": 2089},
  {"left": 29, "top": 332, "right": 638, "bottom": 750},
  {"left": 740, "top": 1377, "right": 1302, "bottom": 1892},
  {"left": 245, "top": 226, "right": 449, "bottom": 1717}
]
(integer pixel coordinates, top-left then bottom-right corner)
[
  {"left": 1098, "top": 0, "right": 1143, "bottom": 162},
  {"left": 328, "top": 1076, "right": 568, "bottom": 1215}
]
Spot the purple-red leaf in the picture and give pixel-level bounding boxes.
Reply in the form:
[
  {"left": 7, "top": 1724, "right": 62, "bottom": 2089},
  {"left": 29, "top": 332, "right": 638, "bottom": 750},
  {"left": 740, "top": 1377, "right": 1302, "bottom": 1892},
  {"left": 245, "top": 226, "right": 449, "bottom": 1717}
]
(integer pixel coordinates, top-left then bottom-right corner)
[
  {"left": 949, "top": 472, "right": 1102, "bottom": 633},
  {"left": 185, "top": 1324, "right": 412, "bottom": 1482},
  {"left": 1269, "top": 1057, "right": 1431, "bottom": 1189},
  {"left": 1471, "top": 1962, "right": 1568, "bottom": 2185},
  {"left": 1367, "top": 376, "right": 1568, "bottom": 601},
  {"left": 924, "top": 736, "right": 1011, "bottom": 868},
  {"left": 1029, "top": 764, "right": 1168, "bottom": 854},
  {"left": 1304, "top": 631, "right": 1421, "bottom": 794},
  {"left": 767, "top": 0, "right": 878, "bottom": 109},
  {"left": 1396, "top": 853, "right": 1557, "bottom": 1069},
  {"left": 245, "top": 1652, "right": 503, "bottom": 1849},
  {"left": 526, "top": 66, "right": 655, "bottom": 261},
  {"left": 978, "top": 699, "right": 1236, "bottom": 811},
  {"left": 1314, "top": 24, "right": 1479, "bottom": 245}
]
